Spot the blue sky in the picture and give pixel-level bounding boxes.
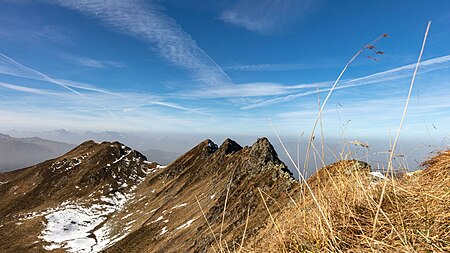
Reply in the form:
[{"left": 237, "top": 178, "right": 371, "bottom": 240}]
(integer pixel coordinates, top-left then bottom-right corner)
[{"left": 0, "top": 0, "right": 449, "bottom": 144}]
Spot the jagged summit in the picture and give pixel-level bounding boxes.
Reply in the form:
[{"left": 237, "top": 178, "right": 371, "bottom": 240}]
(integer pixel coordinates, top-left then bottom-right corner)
[{"left": 218, "top": 138, "right": 243, "bottom": 155}]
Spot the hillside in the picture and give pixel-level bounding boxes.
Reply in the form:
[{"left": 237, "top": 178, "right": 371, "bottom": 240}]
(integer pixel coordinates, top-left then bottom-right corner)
[
  {"left": 245, "top": 151, "right": 450, "bottom": 252},
  {"left": 0, "top": 137, "right": 297, "bottom": 252},
  {"left": 0, "top": 140, "right": 157, "bottom": 252}
]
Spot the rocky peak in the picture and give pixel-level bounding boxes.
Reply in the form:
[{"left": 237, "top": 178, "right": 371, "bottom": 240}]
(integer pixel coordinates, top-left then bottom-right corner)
[
  {"left": 249, "top": 137, "right": 282, "bottom": 166},
  {"left": 218, "top": 138, "right": 243, "bottom": 155},
  {"left": 192, "top": 139, "right": 218, "bottom": 156}
]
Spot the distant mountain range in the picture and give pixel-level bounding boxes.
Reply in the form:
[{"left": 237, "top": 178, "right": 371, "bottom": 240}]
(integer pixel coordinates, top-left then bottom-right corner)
[
  {"left": 0, "top": 138, "right": 297, "bottom": 252},
  {"left": 141, "top": 149, "right": 181, "bottom": 166},
  {"left": 0, "top": 133, "right": 75, "bottom": 172},
  {"left": 6, "top": 129, "right": 195, "bottom": 154}
]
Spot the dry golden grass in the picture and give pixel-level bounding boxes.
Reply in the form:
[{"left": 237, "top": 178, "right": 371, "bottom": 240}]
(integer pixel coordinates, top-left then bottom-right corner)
[{"left": 241, "top": 150, "right": 450, "bottom": 252}]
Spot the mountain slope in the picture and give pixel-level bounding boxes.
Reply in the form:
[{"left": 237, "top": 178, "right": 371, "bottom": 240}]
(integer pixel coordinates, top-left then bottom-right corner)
[
  {"left": 105, "top": 137, "right": 297, "bottom": 253},
  {"left": 0, "top": 140, "right": 159, "bottom": 252},
  {"left": 0, "top": 137, "right": 298, "bottom": 252}
]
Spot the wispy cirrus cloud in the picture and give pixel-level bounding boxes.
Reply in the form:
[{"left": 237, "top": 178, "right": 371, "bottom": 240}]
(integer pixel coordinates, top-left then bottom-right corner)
[
  {"left": 181, "top": 54, "right": 450, "bottom": 101},
  {"left": 0, "top": 15, "right": 70, "bottom": 44},
  {"left": 0, "top": 78, "right": 205, "bottom": 115},
  {"left": 219, "top": 0, "right": 318, "bottom": 35},
  {"left": 62, "top": 54, "right": 125, "bottom": 69},
  {"left": 0, "top": 82, "right": 57, "bottom": 95},
  {"left": 226, "top": 63, "right": 316, "bottom": 72},
  {"left": 240, "top": 54, "right": 450, "bottom": 109},
  {"left": 0, "top": 52, "right": 201, "bottom": 115},
  {"left": 52, "top": 0, "right": 232, "bottom": 86},
  {"left": 182, "top": 82, "right": 329, "bottom": 98},
  {"left": 0, "top": 51, "right": 116, "bottom": 114},
  {"left": 131, "top": 100, "right": 206, "bottom": 115},
  {"left": 0, "top": 53, "right": 124, "bottom": 97}
]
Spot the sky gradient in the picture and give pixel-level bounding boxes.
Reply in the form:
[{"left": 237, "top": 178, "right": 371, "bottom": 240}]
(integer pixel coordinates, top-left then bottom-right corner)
[{"left": 0, "top": 0, "right": 449, "bottom": 147}]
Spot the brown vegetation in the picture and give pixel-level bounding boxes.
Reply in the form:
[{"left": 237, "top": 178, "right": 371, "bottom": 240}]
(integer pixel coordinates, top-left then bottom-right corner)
[{"left": 243, "top": 150, "right": 450, "bottom": 252}]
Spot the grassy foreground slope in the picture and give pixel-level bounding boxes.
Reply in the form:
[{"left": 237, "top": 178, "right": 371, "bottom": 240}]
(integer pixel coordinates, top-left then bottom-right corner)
[{"left": 243, "top": 150, "right": 450, "bottom": 252}]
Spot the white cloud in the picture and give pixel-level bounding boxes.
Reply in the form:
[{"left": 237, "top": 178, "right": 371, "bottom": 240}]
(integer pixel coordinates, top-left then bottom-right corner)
[
  {"left": 0, "top": 53, "right": 125, "bottom": 97},
  {"left": 0, "top": 15, "right": 70, "bottom": 44},
  {"left": 180, "top": 54, "right": 450, "bottom": 102},
  {"left": 0, "top": 52, "right": 115, "bottom": 114},
  {"left": 0, "top": 82, "right": 56, "bottom": 95},
  {"left": 52, "top": 0, "right": 231, "bottom": 86},
  {"left": 240, "top": 54, "right": 450, "bottom": 109},
  {"left": 0, "top": 53, "right": 202, "bottom": 116},
  {"left": 219, "top": 0, "right": 317, "bottom": 35},
  {"left": 62, "top": 54, "right": 125, "bottom": 69},
  {"left": 182, "top": 81, "right": 329, "bottom": 98},
  {"left": 226, "top": 63, "right": 315, "bottom": 72}
]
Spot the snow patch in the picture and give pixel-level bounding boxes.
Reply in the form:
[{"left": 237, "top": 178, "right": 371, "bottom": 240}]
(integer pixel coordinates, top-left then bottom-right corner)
[
  {"left": 36, "top": 191, "right": 133, "bottom": 252},
  {"left": 160, "top": 226, "right": 168, "bottom": 235},
  {"left": 370, "top": 171, "right": 386, "bottom": 179},
  {"left": 177, "top": 219, "right": 195, "bottom": 230},
  {"left": 151, "top": 216, "right": 164, "bottom": 223},
  {"left": 121, "top": 213, "right": 133, "bottom": 220},
  {"left": 113, "top": 150, "right": 132, "bottom": 164},
  {"left": 171, "top": 203, "right": 188, "bottom": 209},
  {"left": 126, "top": 220, "right": 136, "bottom": 226}
]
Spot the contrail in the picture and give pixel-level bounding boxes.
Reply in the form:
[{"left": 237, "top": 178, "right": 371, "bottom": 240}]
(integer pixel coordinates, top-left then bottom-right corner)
[{"left": 0, "top": 52, "right": 115, "bottom": 115}]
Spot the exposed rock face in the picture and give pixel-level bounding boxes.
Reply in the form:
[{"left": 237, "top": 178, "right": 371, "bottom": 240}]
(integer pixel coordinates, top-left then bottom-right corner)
[{"left": 0, "top": 137, "right": 298, "bottom": 253}]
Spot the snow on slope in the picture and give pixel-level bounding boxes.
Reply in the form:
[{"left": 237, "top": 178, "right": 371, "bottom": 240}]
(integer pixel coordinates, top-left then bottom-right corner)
[
  {"left": 20, "top": 162, "right": 160, "bottom": 252},
  {"left": 39, "top": 191, "right": 131, "bottom": 252}
]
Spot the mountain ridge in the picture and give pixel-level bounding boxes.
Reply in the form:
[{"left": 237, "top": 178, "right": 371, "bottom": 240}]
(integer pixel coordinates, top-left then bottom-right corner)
[{"left": 0, "top": 137, "right": 298, "bottom": 252}]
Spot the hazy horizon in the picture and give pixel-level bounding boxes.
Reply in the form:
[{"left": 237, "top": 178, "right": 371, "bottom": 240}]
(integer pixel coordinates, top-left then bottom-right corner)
[{"left": 1, "top": 128, "right": 445, "bottom": 178}]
